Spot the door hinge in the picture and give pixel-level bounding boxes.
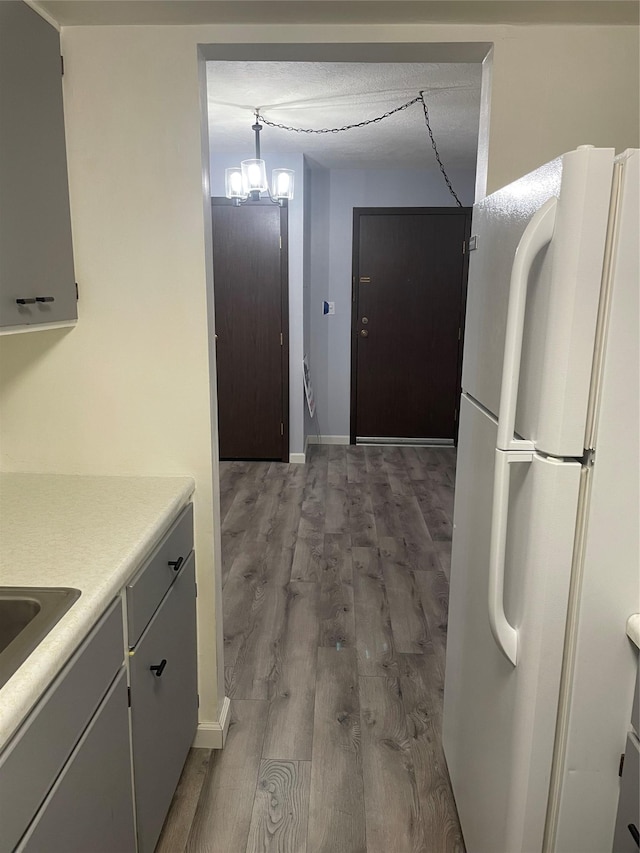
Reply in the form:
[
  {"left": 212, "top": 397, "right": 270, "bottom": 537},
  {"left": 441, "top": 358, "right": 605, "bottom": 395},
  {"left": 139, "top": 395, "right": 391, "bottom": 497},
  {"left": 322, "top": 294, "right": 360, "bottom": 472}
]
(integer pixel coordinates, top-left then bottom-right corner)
[
  {"left": 619, "top": 752, "right": 625, "bottom": 776},
  {"left": 60, "top": 55, "right": 64, "bottom": 76},
  {"left": 280, "top": 332, "right": 283, "bottom": 346},
  {"left": 462, "top": 240, "right": 466, "bottom": 254},
  {"left": 279, "top": 236, "right": 282, "bottom": 250},
  {"left": 280, "top": 422, "right": 284, "bottom": 436},
  {"left": 458, "top": 327, "right": 461, "bottom": 341},
  {"left": 581, "top": 447, "right": 596, "bottom": 467},
  {"left": 127, "top": 686, "right": 131, "bottom": 707},
  {"left": 454, "top": 408, "right": 458, "bottom": 422}
]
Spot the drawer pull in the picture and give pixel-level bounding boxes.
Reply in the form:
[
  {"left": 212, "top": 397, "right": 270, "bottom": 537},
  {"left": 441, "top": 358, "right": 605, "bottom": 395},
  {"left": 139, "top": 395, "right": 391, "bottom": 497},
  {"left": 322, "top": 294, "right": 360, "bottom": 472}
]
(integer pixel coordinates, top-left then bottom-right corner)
[
  {"left": 629, "top": 824, "right": 640, "bottom": 847},
  {"left": 149, "top": 659, "right": 167, "bottom": 677},
  {"left": 16, "top": 298, "right": 36, "bottom": 305},
  {"left": 168, "top": 556, "right": 184, "bottom": 572},
  {"left": 36, "top": 296, "right": 55, "bottom": 303}
]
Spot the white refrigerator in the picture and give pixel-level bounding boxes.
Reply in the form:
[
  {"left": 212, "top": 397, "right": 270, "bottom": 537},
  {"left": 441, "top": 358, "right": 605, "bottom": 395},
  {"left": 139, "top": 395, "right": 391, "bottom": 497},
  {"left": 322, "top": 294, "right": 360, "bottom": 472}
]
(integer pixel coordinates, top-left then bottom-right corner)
[{"left": 443, "top": 146, "right": 639, "bottom": 853}]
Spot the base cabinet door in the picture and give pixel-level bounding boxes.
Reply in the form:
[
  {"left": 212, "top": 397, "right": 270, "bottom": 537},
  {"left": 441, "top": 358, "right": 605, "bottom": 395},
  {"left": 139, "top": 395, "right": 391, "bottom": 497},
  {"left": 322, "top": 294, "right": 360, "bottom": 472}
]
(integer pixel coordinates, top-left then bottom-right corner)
[
  {"left": 17, "top": 670, "right": 135, "bottom": 853},
  {"left": 130, "top": 553, "right": 198, "bottom": 853}
]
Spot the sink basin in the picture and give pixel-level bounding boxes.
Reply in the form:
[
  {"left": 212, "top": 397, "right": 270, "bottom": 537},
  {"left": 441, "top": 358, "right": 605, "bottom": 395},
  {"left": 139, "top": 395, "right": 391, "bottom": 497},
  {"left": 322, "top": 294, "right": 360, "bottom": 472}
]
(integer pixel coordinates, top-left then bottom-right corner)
[{"left": 0, "top": 588, "right": 81, "bottom": 690}]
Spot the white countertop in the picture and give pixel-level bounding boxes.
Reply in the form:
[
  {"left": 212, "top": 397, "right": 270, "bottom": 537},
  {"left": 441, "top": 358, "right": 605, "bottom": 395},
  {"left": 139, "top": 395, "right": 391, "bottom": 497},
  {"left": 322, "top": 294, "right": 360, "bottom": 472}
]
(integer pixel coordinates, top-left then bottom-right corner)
[
  {"left": 627, "top": 614, "right": 640, "bottom": 650},
  {"left": 0, "top": 472, "right": 194, "bottom": 749}
]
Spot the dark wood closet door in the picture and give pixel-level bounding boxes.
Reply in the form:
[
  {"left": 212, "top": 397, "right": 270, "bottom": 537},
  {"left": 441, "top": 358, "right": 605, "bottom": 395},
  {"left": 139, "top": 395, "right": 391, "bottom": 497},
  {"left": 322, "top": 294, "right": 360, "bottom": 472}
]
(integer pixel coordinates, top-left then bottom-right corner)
[
  {"left": 212, "top": 199, "right": 288, "bottom": 461},
  {"left": 351, "top": 208, "right": 470, "bottom": 442}
]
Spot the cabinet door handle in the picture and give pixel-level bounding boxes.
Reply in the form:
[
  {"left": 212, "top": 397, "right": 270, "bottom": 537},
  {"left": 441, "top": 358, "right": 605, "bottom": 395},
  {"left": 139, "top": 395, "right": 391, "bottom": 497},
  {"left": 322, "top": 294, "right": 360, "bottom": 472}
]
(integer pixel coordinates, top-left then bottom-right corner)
[
  {"left": 149, "top": 659, "right": 167, "bottom": 677},
  {"left": 168, "top": 556, "right": 184, "bottom": 572},
  {"left": 35, "top": 296, "right": 55, "bottom": 303},
  {"left": 16, "top": 298, "right": 36, "bottom": 305},
  {"left": 629, "top": 824, "right": 640, "bottom": 847}
]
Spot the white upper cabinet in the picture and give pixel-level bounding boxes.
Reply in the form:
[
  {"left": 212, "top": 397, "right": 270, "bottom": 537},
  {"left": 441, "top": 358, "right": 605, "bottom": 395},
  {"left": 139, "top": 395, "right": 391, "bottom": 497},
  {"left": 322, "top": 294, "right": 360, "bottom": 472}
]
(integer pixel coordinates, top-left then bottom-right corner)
[{"left": 0, "top": 1, "right": 77, "bottom": 330}]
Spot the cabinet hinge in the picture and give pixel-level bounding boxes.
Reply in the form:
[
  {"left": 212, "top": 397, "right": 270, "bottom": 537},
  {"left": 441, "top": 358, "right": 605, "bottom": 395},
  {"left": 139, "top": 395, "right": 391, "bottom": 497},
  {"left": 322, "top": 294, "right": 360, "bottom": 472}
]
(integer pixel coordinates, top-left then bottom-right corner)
[
  {"left": 280, "top": 332, "right": 283, "bottom": 346},
  {"left": 127, "top": 686, "right": 131, "bottom": 708},
  {"left": 454, "top": 408, "right": 458, "bottom": 422},
  {"left": 279, "top": 236, "right": 282, "bottom": 250},
  {"left": 197, "top": 694, "right": 200, "bottom": 708},
  {"left": 619, "top": 752, "right": 625, "bottom": 776},
  {"left": 195, "top": 581, "right": 198, "bottom": 598},
  {"left": 75, "top": 282, "right": 79, "bottom": 301},
  {"left": 60, "top": 55, "right": 64, "bottom": 76},
  {"left": 458, "top": 327, "right": 461, "bottom": 341},
  {"left": 462, "top": 240, "right": 466, "bottom": 254},
  {"left": 280, "top": 422, "right": 284, "bottom": 436}
]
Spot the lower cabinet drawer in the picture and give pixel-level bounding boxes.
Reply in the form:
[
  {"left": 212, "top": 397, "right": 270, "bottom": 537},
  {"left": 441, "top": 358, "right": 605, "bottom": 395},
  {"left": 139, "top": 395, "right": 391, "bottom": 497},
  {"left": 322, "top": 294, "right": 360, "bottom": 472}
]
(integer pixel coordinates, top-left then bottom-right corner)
[
  {"left": 130, "top": 551, "right": 198, "bottom": 853},
  {"left": 17, "top": 669, "right": 135, "bottom": 853},
  {"left": 613, "top": 732, "right": 640, "bottom": 853}
]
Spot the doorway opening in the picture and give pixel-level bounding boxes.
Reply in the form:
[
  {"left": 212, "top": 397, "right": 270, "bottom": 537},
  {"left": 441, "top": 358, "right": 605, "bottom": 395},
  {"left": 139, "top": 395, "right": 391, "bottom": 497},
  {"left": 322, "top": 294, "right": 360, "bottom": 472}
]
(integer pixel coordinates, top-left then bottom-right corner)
[{"left": 204, "top": 45, "right": 490, "bottom": 459}]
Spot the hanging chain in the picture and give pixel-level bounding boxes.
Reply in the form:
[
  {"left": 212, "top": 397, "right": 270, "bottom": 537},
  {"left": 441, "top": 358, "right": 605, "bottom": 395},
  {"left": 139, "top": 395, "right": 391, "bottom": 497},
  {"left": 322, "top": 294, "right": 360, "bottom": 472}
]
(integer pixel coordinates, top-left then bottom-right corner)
[
  {"left": 255, "top": 91, "right": 462, "bottom": 207},
  {"left": 418, "top": 91, "right": 462, "bottom": 207},
  {"left": 255, "top": 94, "right": 422, "bottom": 135}
]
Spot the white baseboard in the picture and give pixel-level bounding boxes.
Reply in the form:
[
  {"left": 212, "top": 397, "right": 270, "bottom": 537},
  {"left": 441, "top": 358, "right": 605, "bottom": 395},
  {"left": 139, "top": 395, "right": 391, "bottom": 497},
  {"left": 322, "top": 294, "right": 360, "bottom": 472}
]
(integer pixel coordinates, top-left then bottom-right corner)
[
  {"left": 289, "top": 452, "right": 306, "bottom": 464},
  {"left": 192, "top": 696, "right": 231, "bottom": 749},
  {"left": 307, "top": 435, "right": 350, "bottom": 446}
]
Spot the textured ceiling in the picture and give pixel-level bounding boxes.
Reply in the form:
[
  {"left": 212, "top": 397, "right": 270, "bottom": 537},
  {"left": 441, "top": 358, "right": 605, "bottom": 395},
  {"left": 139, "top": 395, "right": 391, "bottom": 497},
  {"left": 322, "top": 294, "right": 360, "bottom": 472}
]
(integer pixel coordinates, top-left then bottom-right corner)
[
  {"left": 36, "top": 1, "right": 640, "bottom": 27},
  {"left": 207, "top": 61, "right": 482, "bottom": 170}
]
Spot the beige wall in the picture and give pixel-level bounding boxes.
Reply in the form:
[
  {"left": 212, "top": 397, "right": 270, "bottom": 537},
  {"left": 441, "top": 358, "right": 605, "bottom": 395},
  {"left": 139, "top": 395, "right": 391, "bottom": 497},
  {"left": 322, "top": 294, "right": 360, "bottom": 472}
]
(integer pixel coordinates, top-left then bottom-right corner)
[{"left": 0, "top": 19, "right": 637, "bottom": 728}]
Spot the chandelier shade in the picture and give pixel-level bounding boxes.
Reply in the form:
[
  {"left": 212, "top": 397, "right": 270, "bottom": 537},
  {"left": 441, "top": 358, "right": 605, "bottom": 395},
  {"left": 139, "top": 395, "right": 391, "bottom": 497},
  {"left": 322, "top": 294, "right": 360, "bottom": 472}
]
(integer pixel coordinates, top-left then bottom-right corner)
[
  {"left": 272, "top": 168, "right": 294, "bottom": 201},
  {"left": 241, "top": 158, "right": 268, "bottom": 194},
  {"left": 224, "top": 167, "right": 245, "bottom": 200}
]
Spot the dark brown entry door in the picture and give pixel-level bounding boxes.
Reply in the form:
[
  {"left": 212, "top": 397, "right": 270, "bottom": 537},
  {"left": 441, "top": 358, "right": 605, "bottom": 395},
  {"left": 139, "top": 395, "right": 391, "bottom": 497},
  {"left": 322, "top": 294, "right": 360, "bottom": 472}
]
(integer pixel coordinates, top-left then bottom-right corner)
[
  {"left": 351, "top": 208, "right": 470, "bottom": 442},
  {"left": 212, "top": 199, "right": 288, "bottom": 461}
]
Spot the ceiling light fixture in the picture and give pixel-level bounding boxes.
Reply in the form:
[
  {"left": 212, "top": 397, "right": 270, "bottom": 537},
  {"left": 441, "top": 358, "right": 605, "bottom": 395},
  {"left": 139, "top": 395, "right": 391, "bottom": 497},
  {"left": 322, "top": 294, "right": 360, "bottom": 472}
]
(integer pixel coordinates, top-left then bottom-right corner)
[{"left": 225, "top": 111, "right": 294, "bottom": 205}]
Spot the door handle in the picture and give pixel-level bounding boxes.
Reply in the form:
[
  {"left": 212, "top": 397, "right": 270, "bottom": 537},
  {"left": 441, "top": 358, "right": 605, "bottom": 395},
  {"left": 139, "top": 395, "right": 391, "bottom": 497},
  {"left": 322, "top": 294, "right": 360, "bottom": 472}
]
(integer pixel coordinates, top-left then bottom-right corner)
[
  {"left": 360, "top": 329, "right": 368, "bottom": 338},
  {"left": 150, "top": 659, "right": 167, "bottom": 677},
  {"left": 497, "top": 197, "right": 556, "bottom": 452},
  {"left": 488, "top": 448, "right": 534, "bottom": 666},
  {"left": 168, "top": 556, "right": 184, "bottom": 572}
]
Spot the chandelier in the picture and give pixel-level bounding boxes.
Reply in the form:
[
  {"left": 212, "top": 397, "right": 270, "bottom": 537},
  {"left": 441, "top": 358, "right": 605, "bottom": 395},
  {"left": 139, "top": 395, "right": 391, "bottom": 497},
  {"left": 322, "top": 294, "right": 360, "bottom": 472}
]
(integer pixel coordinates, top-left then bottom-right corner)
[{"left": 225, "top": 111, "right": 294, "bottom": 205}]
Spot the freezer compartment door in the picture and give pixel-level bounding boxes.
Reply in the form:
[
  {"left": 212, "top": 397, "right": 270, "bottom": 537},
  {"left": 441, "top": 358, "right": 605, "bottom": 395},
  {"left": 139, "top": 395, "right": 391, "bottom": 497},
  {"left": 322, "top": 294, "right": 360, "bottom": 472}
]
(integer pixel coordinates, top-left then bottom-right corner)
[
  {"left": 443, "top": 393, "right": 582, "bottom": 853},
  {"left": 462, "top": 146, "right": 614, "bottom": 456}
]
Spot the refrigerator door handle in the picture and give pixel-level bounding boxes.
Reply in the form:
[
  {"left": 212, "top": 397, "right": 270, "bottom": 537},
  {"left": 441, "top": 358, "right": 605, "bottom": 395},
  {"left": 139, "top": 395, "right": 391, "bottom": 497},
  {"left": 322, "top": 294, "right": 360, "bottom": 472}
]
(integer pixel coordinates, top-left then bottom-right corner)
[
  {"left": 488, "top": 448, "right": 534, "bottom": 665},
  {"left": 497, "top": 196, "right": 557, "bottom": 451}
]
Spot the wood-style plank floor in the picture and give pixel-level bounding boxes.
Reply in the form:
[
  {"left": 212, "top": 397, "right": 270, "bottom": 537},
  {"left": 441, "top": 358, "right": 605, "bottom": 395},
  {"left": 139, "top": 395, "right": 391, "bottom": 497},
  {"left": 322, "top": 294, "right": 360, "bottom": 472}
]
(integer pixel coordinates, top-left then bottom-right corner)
[{"left": 157, "top": 445, "right": 465, "bottom": 853}]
